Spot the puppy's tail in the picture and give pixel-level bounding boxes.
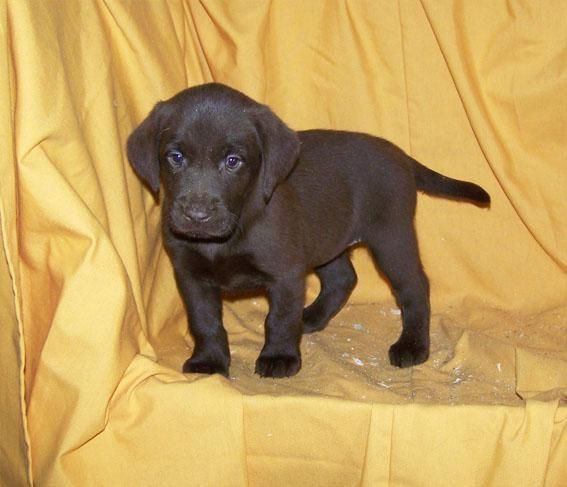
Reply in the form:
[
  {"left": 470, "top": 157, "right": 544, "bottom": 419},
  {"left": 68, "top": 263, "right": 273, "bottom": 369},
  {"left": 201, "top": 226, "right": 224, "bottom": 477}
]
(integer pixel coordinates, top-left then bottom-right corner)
[{"left": 414, "top": 160, "right": 491, "bottom": 207}]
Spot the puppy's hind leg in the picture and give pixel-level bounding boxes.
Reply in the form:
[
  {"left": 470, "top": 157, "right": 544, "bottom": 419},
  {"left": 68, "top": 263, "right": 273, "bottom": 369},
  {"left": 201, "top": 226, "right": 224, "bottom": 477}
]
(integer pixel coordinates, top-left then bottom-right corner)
[
  {"left": 366, "top": 222, "right": 430, "bottom": 368},
  {"left": 303, "top": 252, "right": 357, "bottom": 334}
]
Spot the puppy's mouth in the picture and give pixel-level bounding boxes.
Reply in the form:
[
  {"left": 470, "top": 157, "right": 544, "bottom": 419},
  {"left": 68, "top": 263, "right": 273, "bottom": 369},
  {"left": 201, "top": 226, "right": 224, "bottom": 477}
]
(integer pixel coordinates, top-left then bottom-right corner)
[{"left": 169, "top": 211, "right": 238, "bottom": 241}]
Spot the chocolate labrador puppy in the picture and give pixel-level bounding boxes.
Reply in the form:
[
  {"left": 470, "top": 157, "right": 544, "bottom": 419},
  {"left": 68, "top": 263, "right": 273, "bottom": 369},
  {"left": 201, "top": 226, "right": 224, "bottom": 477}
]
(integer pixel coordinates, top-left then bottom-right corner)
[{"left": 127, "top": 83, "right": 490, "bottom": 378}]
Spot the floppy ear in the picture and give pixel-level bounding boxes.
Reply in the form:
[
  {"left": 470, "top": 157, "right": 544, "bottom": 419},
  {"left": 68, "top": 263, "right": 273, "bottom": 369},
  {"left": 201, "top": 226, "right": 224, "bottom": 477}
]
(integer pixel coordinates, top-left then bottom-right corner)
[
  {"left": 126, "top": 102, "right": 165, "bottom": 195},
  {"left": 254, "top": 106, "right": 300, "bottom": 202}
]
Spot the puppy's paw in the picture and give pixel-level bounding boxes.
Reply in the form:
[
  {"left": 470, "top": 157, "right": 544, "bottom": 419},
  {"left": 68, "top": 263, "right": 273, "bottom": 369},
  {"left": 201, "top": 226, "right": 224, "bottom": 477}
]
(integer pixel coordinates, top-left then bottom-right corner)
[
  {"left": 183, "top": 357, "right": 229, "bottom": 377},
  {"left": 388, "top": 339, "right": 429, "bottom": 368},
  {"left": 255, "top": 353, "right": 301, "bottom": 378}
]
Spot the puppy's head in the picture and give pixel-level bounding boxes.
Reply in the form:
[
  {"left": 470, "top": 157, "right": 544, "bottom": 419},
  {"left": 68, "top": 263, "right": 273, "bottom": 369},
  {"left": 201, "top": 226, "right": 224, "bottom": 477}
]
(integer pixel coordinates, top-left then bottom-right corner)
[{"left": 127, "top": 83, "right": 300, "bottom": 241}]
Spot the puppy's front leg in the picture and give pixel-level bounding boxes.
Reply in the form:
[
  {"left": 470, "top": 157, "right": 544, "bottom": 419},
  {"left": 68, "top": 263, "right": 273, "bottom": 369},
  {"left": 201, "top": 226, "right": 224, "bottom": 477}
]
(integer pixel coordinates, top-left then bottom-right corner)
[
  {"left": 176, "top": 276, "right": 230, "bottom": 377},
  {"left": 255, "top": 275, "right": 304, "bottom": 378}
]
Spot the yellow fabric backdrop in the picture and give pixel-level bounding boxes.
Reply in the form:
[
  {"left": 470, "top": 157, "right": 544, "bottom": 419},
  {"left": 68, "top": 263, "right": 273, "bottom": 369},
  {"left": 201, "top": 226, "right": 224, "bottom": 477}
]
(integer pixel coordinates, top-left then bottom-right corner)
[{"left": 1, "top": 1, "right": 566, "bottom": 485}]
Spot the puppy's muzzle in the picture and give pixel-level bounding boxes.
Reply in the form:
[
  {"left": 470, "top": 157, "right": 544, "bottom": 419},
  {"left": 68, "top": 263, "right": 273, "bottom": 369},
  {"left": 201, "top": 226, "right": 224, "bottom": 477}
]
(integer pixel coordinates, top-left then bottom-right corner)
[{"left": 170, "top": 195, "right": 235, "bottom": 240}]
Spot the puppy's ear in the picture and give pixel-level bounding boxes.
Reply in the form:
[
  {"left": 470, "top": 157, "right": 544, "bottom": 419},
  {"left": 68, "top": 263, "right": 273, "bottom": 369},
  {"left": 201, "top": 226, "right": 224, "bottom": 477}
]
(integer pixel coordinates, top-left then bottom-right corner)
[
  {"left": 254, "top": 106, "right": 300, "bottom": 202},
  {"left": 126, "top": 102, "right": 166, "bottom": 195}
]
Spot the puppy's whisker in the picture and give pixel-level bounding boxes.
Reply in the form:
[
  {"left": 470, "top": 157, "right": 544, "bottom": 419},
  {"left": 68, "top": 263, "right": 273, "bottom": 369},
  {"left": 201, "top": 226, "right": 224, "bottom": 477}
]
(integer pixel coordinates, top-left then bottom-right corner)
[{"left": 229, "top": 213, "right": 244, "bottom": 238}]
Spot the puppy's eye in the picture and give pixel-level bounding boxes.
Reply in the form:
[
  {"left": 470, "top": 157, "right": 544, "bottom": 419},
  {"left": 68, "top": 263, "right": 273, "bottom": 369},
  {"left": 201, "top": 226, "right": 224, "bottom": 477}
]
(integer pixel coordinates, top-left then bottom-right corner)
[
  {"left": 225, "top": 155, "right": 242, "bottom": 171},
  {"left": 166, "top": 150, "right": 185, "bottom": 167}
]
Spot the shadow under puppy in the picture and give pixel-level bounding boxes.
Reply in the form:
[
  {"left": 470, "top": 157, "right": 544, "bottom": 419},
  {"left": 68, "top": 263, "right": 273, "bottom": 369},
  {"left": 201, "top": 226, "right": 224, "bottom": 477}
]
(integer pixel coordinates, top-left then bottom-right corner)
[{"left": 127, "top": 83, "right": 490, "bottom": 378}]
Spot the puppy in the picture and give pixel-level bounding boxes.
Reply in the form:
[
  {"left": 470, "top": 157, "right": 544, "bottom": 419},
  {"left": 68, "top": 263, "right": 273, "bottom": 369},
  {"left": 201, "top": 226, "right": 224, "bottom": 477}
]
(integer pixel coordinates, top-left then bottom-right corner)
[{"left": 127, "top": 83, "right": 490, "bottom": 378}]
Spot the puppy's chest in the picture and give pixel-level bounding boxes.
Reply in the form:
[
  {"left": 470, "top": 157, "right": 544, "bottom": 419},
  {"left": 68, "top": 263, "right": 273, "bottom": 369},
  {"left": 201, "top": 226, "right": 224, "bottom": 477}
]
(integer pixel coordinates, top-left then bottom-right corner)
[{"left": 196, "top": 252, "right": 268, "bottom": 291}]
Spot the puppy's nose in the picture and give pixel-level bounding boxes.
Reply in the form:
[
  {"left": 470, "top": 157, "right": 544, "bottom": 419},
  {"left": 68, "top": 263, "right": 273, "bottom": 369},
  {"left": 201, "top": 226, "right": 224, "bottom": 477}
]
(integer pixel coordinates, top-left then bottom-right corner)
[{"left": 184, "top": 206, "right": 212, "bottom": 222}]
